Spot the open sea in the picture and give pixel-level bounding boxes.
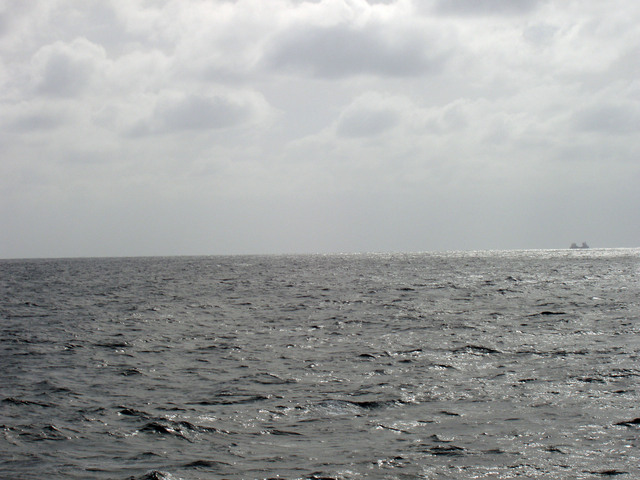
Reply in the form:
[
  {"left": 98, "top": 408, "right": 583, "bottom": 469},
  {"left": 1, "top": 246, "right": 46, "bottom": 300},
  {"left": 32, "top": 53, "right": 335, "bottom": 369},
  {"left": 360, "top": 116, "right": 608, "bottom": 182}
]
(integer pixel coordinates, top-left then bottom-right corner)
[{"left": 1, "top": 248, "right": 639, "bottom": 480}]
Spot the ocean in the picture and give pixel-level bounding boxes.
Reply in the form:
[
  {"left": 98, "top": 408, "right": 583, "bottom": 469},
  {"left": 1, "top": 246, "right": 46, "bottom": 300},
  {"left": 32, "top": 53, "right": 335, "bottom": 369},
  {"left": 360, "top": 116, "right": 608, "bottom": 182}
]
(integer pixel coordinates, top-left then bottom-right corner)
[{"left": 1, "top": 249, "right": 639, "bottom": 479}]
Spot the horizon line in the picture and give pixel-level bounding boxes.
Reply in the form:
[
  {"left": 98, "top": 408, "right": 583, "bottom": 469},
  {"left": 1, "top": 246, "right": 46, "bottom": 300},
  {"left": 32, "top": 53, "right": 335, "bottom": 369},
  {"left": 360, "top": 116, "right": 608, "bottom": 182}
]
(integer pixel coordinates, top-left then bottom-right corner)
[{"left": 2, "top": 246, "right": 639, "bottom": 261}]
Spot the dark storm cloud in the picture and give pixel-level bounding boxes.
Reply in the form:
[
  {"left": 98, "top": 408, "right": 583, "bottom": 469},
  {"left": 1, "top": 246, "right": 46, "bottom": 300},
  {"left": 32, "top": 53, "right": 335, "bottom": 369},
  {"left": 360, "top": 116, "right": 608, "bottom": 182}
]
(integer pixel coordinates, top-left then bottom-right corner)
[
  {"left": 264, "top": 24, "right": 445, "bottom": 78},
  {"left": 433, "top": 0, "right": 540, "bottom": 16}
]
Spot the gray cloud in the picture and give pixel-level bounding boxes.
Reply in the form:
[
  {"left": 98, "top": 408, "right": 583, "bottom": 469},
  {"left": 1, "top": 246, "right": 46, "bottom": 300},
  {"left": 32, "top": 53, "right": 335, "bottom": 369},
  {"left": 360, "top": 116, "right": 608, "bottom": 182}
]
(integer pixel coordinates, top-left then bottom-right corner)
[
  {"left": 523, "top": 23, "right": 558, "bottom": 46},
  {"left": 45, "top": 2, "right": 126, "bottom": 48},
  {"left": 432, "top": 0, "right": 540, "bottom": 16},
  {"left": 337, "top": 105, "right": 400, "bottom": 138},
  {"left": 156, "top": 94, "right": 250, "bottom": 131},
  {"left": 0, "top": 12, "right": 7, "bottom": 37},
  {"left": 265, "top": 23, "right": 446, "bottom": 78},
  {"left": 573, "top": 104, "right": 640, "bottom": 134},
  {"left": 35, "top": 53, "right": 92, "bottom": 97},
  {"left": 31, "top": 39, "right": 105, "bottom": 97},
  {"left": 8, "top": 113, "right": 61, "bottom": 132},
  {"left": 128, "top": 92, "right": 261, "bottom": 136}
]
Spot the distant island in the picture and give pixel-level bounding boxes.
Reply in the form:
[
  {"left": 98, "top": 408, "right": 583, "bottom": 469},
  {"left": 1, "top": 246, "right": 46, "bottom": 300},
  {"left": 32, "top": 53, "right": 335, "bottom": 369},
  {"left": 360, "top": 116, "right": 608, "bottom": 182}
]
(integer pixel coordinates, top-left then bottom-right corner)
[{"left": 570, "top": 242, "right": 589, "bottom": 249}]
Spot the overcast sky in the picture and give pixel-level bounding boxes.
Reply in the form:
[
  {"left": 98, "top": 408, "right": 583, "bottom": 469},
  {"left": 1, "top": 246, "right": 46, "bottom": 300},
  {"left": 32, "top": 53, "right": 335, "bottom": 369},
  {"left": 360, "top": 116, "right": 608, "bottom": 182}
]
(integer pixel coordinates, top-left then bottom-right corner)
[{"left": 1, "top": 0, "right": 639, "bottom": 258}]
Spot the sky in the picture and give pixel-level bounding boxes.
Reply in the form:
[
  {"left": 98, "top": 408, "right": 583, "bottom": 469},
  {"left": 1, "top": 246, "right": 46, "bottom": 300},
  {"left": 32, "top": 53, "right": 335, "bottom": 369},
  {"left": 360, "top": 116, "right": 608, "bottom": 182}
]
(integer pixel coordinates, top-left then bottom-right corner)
[{"left": 1, "top": 0, "right": 639, "bottom": 258}]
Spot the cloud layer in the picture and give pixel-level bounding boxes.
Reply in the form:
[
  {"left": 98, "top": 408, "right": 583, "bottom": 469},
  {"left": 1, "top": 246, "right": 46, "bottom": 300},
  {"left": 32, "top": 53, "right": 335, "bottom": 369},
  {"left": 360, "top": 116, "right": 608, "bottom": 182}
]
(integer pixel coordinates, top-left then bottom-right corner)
[{"left": 1, "top": 0, "right": 639, "bottom": 257}]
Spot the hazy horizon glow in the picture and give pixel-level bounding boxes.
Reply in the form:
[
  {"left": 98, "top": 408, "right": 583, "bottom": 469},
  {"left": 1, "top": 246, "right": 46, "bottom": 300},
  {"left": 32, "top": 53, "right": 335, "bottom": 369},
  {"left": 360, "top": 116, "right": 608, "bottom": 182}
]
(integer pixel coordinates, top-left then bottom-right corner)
[{"left": 2, "top": 0, "right": 639, "bottom": 258}]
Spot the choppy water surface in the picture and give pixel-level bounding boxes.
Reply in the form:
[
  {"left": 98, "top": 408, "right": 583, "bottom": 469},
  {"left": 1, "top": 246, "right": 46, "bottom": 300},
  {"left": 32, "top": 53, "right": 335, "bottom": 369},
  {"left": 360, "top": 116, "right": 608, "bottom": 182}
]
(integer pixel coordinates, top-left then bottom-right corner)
[{"left": 1, "top": 249, "right": 639, "bottom": 479}]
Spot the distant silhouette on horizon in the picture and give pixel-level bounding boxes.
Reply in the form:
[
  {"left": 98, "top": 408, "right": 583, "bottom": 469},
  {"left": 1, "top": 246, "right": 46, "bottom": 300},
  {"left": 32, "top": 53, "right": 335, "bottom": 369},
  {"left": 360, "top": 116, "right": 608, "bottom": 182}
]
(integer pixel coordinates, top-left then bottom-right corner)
[{"left": 570, "top": 242, "right": 589, "bottom": 249}]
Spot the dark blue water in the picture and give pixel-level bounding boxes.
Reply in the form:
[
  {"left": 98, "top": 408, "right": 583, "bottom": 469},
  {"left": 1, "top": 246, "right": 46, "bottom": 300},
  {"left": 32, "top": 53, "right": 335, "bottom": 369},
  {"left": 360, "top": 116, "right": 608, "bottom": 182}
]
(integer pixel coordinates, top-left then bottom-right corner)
[{"left": 1, "top": 249, "right": 639, "bottom": 479}]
